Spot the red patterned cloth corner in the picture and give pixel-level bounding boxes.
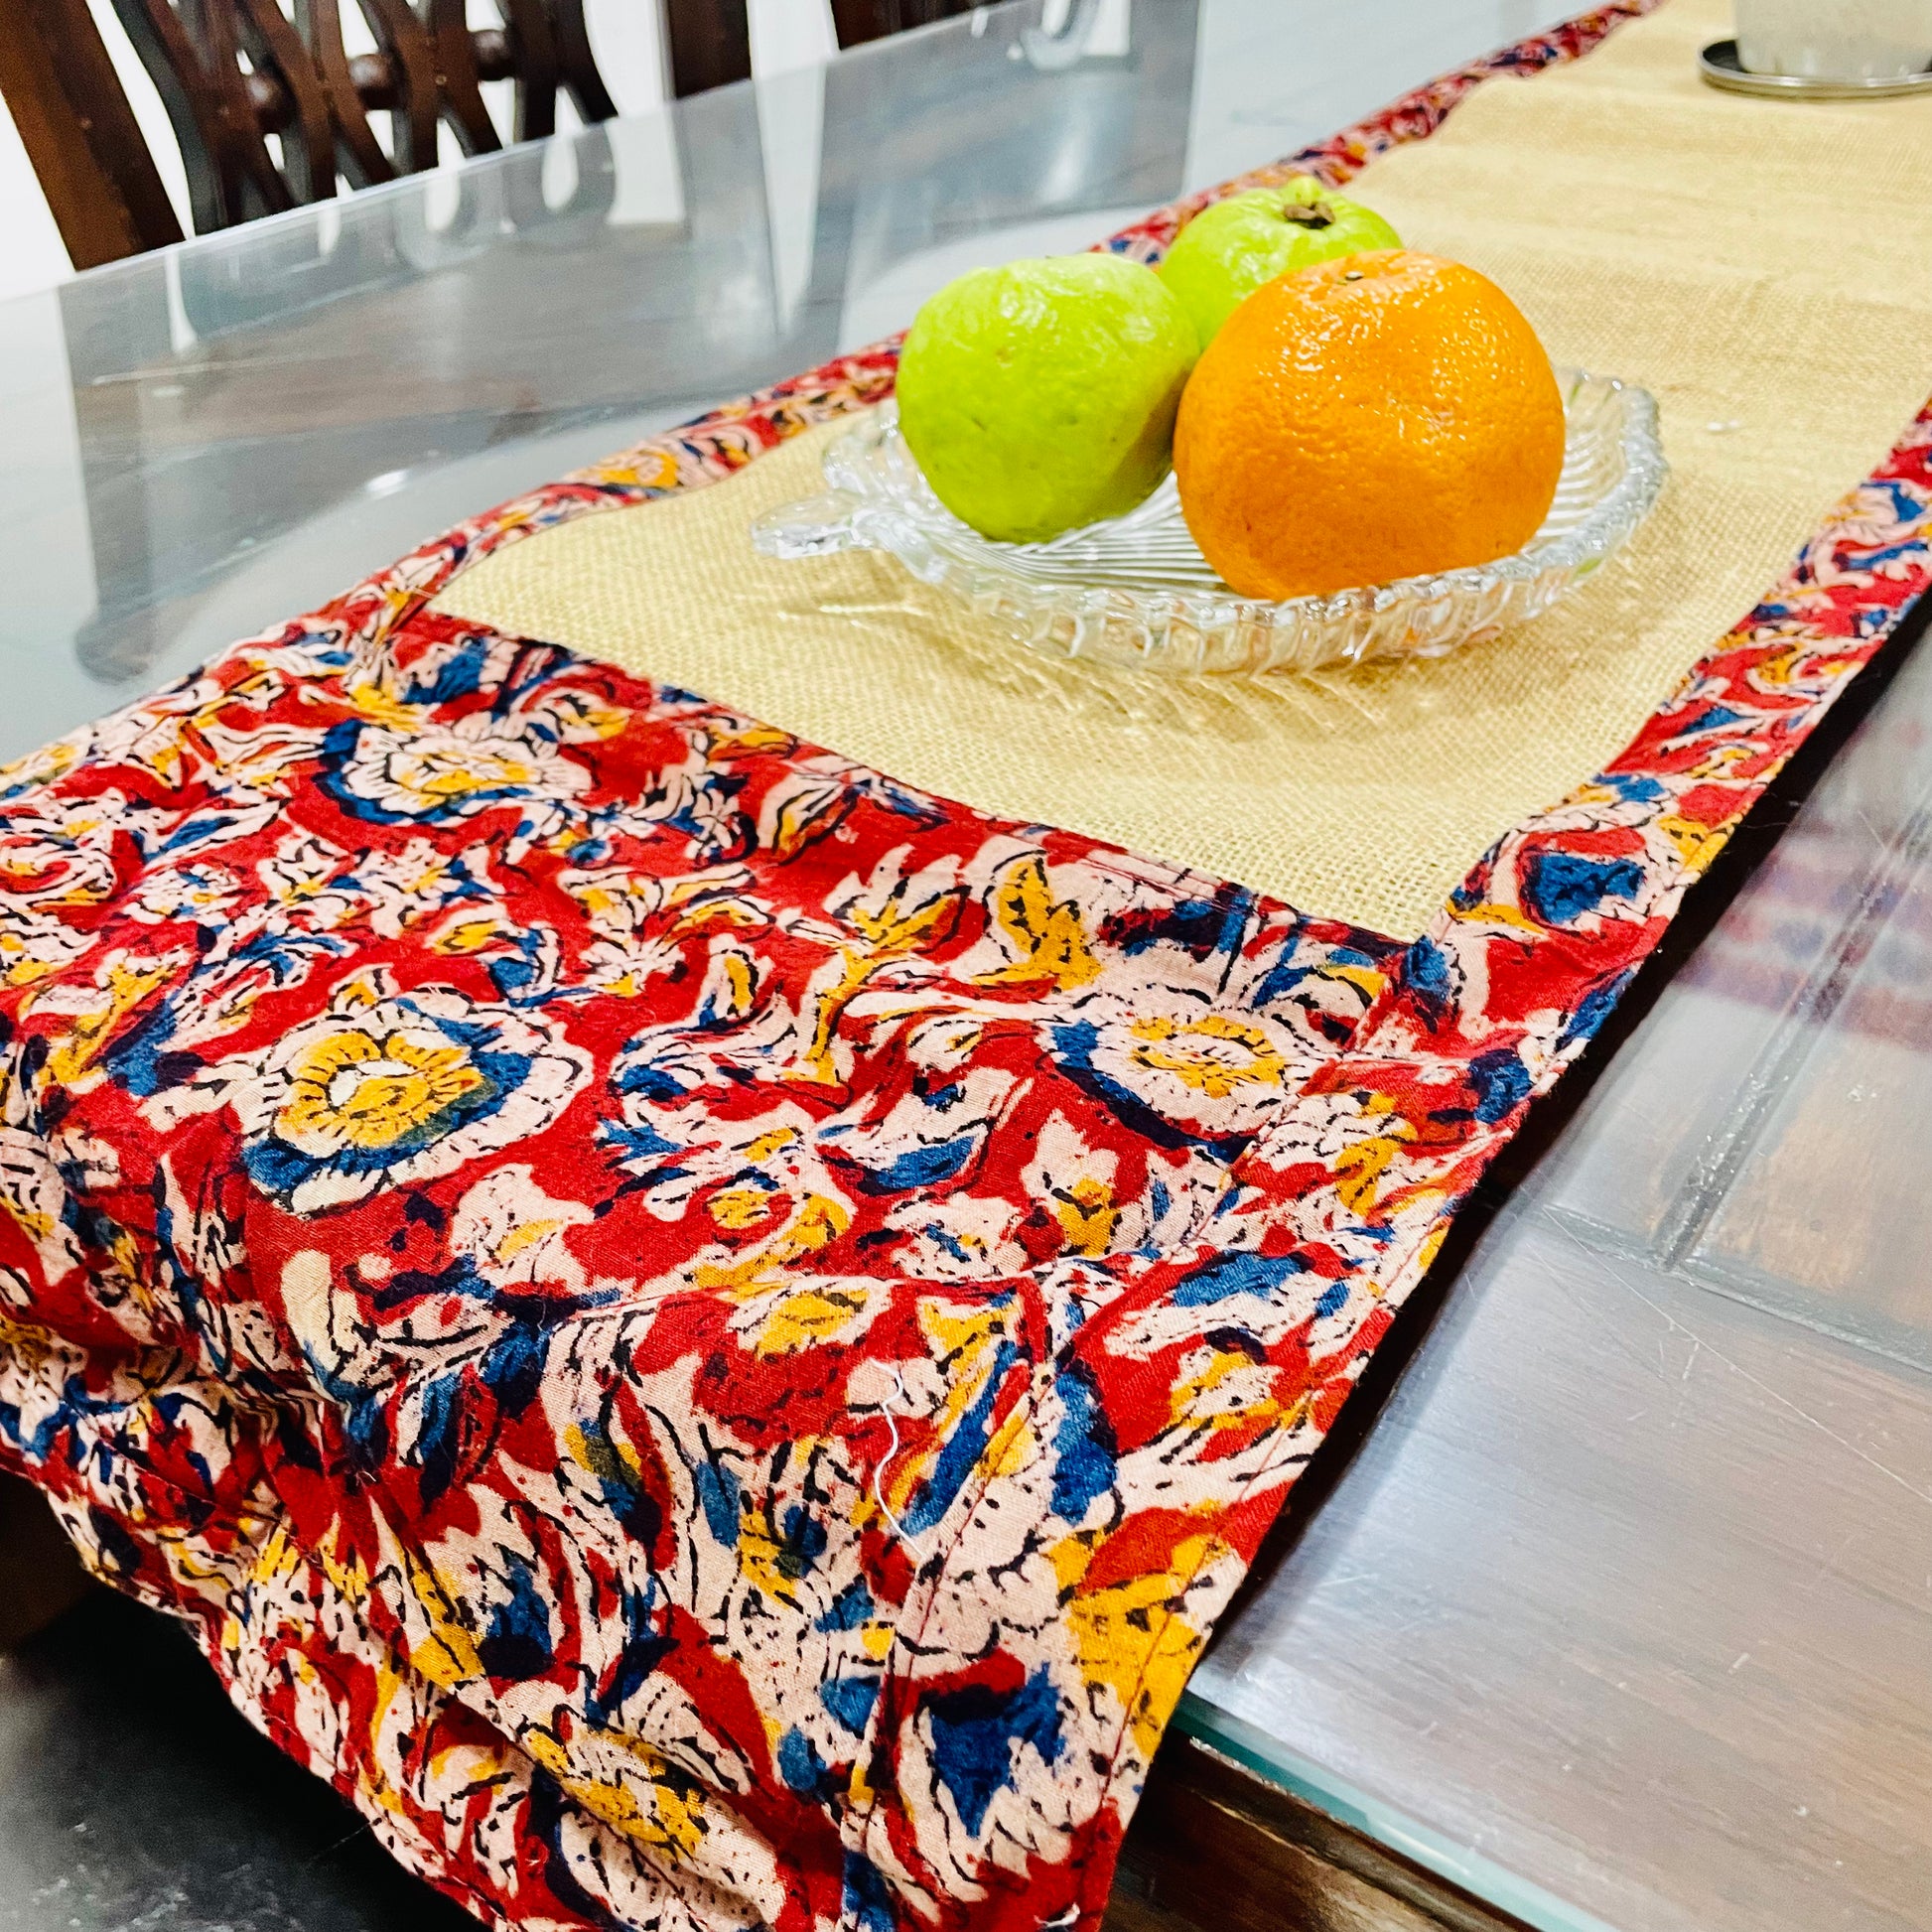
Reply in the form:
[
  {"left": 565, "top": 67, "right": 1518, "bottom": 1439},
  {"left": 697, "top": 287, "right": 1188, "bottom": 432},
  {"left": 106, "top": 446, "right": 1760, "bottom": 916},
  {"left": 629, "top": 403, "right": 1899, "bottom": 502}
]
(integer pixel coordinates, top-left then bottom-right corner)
[{"left": 3, "top": 8, "right": 1929, "bottom": 1932}]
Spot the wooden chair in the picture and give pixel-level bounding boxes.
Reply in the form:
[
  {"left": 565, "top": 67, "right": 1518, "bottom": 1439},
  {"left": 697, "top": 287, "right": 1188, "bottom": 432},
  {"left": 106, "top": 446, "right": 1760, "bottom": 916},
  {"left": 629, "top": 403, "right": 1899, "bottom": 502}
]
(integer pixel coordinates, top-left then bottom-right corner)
[
  {"left": 0, "top": 0, "right": 1046, "bottom": 270},
  {"left": 663, "top": 0, "right": 984, "bottom": 100},
  {"left": 0, "top": 0, "right": 619, "bottom": 265}
]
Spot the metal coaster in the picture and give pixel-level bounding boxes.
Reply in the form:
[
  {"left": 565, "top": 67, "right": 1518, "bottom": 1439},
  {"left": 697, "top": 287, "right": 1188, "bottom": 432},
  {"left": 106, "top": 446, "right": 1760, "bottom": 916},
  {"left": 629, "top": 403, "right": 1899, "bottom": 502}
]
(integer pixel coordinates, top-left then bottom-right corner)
[{"left": 1700, "top": 37, "right": 1932, "bottom": 99}]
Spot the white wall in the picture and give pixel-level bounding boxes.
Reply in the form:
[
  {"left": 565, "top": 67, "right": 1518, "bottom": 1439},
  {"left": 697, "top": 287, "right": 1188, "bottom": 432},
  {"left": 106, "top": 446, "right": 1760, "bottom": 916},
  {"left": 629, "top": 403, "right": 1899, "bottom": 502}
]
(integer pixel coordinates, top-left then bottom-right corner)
[{"left": 0, "top": 0, "right": 850, "bottom": 304}]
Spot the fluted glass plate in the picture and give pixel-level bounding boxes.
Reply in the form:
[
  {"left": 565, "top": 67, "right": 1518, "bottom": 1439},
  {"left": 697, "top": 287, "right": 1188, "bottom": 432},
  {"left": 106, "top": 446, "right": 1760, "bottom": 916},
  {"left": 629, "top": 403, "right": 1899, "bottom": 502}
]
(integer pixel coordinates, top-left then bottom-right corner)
[{"left": 751, "top": 372, "right": 1666, "bottom": 678}]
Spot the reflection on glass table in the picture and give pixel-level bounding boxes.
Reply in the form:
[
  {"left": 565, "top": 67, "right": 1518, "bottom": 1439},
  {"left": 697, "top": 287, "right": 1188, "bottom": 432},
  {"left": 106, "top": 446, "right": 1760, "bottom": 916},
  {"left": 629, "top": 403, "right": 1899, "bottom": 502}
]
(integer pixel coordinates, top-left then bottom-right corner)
[
  {"left": 1181, "top": 613, "right": 1932, "bottom": 1932},
  {"left": 0, "top": 5, "right": 1925, "bottom": 1932}
]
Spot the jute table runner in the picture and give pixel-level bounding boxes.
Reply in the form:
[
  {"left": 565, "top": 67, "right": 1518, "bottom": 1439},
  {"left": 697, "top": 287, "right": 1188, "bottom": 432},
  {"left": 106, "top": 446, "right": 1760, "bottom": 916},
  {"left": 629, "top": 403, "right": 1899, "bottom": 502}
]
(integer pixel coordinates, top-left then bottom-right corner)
[{"left": 436, "top": 0, "right": 1932, "bottom": 938}]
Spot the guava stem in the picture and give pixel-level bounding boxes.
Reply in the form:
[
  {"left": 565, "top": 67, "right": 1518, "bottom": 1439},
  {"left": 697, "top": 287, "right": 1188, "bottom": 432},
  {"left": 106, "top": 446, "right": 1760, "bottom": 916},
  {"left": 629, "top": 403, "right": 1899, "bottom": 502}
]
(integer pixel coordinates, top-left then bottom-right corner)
[{"left": 1281, "top": 199, "right": 1335, "bottom": 228}]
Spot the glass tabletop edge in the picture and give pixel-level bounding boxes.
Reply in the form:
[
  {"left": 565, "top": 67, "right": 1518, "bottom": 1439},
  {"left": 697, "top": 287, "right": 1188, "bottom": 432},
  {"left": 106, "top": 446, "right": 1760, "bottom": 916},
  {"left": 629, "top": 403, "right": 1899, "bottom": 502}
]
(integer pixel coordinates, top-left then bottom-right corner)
[{"left": 1173, "top": 1692, "right": 1625, "bottom": 1932}]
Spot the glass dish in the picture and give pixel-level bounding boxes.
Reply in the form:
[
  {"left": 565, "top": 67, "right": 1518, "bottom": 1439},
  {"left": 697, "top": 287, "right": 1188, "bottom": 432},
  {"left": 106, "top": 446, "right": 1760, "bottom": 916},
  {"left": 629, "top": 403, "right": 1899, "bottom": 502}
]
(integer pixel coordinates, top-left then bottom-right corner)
[{"left": 750, "top": 372, "right": 1667, "bottom": 678}]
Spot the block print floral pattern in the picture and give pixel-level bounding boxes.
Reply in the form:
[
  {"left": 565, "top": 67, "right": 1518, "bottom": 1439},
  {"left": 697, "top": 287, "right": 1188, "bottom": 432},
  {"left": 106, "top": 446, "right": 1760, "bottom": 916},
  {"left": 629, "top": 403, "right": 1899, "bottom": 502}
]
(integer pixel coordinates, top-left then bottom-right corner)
[
  {"left": 0, "top": 611, "right": 1406, "bottom": 1932},
  {"left": 211, "top": 979, "right": 594, "bottom": 1214},
  {"left": 5, "top": 8, "right": 1932, "bottom": 1932}
]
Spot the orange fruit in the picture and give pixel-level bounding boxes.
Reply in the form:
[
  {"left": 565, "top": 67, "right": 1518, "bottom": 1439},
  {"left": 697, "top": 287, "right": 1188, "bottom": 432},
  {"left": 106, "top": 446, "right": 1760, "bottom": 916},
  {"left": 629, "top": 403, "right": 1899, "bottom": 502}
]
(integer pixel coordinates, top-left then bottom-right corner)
[{"left": 1172, "top": 250, "right": 1566, "bottom": 600}]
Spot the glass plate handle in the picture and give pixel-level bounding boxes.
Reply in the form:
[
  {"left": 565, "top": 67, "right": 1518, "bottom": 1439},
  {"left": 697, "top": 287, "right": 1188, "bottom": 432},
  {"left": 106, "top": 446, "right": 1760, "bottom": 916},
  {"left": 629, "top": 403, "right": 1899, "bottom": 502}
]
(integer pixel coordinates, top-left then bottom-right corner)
[{"left": 751, "top": 489, "right": 872, "bottom": 559}]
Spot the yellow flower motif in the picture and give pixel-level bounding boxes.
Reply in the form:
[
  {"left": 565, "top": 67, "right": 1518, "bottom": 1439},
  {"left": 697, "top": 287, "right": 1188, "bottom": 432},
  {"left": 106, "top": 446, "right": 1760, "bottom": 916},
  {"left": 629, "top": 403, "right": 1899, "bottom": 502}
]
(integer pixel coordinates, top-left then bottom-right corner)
[
  {"left": 865, "top": 1296, "right": 1022, "bottom": 1518},
  {"left": 1050, "top": 1522, "right": 1224, "bottom": 1758},
  {"left": 588, "top": 445, "right": 680, "bottom": 491},
  {"left": 976, "top": 854, "right": 1100, "bottom": 991},
  {"left": 709, "top": 1181, "right": 779, "bottom": 1229},
  {"left": 430, "top": 912, "right": 509, "bottom": 955},
  {"left": 0, "top": 926, "right": 79, "bottom": 989},
  {"left": 0, "top": 839, "right": 116, "bottom": 907},
  {"left": 1053, "top": 1175, "right": 1119, "bottom": 1258},
  {"left": 408, "top": 746, "right": 535, "bottom": 802},
  {"left": 28, "top": 950, "right": 182, "bottom": 1088},
  {"left": 390, "top": 1539, "right": 483, "bottom": 1690},
  {"left": 329, "top": 713, "right": 590, "bottom": 823},
  {"left": 1657, "top": 811, "right": 1735, "bottom": 876},
  {"left": 1449, "top": 898, "right": 1542, "bottom": 937},
  {"left": 748, "top": 1284, "right": 870, "bottom": 1358},
  {"left": 277, "top": 1028, "right": 487, "bottom": 1155},
  {"left": 524, "top": 1729, "right": 708, "bottom": 1861},
  {"left": 799, "top": 883, "right": 963, "bottom": 1085},
  {"left": 1331, "top": 1122, "right": 1416, "bottom": 1214},
  {"left": 0, "top": 736, "right": 80, "bottom": 797},
  {"left": 1126, "top": 1012, "right": 1286, "bottom": 1099},
  {"left": 694, "top": 1192, "right": 850, "bottom": 1297},
  {"left": 1168, "top": 1344, "right": 1287, "bottom": 1434},
  {"left": 225, "top": 976, "right": 590, "bottom": 1214}
]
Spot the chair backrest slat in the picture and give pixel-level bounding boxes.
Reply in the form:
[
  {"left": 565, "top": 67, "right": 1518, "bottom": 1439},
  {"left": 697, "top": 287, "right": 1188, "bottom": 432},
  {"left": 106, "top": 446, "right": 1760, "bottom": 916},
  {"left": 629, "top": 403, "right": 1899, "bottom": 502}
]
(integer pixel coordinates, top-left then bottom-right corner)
[
  {"left": 829, "top": 0, "right": 978, "bottom": 48},
  {"left": 355, "top": 0, "right": 441, "bottom": 171},
  {"left": 553, "top": 0, "right": 616, "bottom": 123},
  {"left": 0, "top": 0, "right": 185, "bottom": 265},
  {"left": 426, "top": 0, "right": 503, "bottom": 154},
  {"left": 491, "top": 0, "right": 558, "bottom": 142},
  {"left": 293, "top": 0, "right": 397, "bottom": 187},
  {"left": 109, "top": 0, "right": 261, "bottom": 230},
  {"left": 237, "top": 0, "right": 337, "bottom": 200},
  {"left": 658, "top": 0, "right": 983, "bottom": 99},
  {"left": 664, "top": 0, "right": 750, "bottom": 98}
]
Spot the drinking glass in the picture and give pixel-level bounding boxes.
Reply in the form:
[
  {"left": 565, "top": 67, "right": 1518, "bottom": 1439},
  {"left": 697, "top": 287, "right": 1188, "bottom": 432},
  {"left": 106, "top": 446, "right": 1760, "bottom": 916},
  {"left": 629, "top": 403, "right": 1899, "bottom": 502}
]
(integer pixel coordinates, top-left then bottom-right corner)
[{"left": 1735, "top": 0, "right": 1932, "bottom": 79}]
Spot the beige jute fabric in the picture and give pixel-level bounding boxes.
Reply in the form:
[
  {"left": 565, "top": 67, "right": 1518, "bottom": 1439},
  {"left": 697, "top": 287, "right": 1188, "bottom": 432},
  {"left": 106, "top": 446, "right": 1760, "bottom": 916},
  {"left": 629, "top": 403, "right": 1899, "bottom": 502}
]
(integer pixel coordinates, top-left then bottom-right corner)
[{"left": 435, "top": 0, "right": 1932, "bottom": 939}]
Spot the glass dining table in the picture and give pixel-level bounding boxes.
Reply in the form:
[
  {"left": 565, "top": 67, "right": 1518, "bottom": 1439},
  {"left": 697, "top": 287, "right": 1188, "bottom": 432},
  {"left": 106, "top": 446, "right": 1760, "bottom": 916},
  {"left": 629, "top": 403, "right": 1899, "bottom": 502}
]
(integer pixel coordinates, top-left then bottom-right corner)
[{"left": 0, "top": 5, "right": 1926, "bottom": 1931}]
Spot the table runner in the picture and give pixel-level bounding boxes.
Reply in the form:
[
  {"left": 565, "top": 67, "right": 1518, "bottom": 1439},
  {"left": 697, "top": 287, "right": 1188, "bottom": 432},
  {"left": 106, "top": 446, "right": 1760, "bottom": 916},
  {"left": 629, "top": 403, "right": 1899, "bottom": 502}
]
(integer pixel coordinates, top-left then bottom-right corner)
[
  {"left": 2, "top": 7, "right": 1930, "bottom": 1932},
  {"left": 438, "top": 0, "right": 1932, "bottom": 939}
]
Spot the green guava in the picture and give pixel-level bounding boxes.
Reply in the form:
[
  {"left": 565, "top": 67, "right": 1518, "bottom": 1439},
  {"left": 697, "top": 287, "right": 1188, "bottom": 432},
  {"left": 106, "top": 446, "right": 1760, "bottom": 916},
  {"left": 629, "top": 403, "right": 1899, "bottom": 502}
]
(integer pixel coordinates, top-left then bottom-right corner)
[
  {"left": 895, "top": 254, "right": 1199, "bottom": 545},
  {"left": 1159, "top": 178, "right": 1402, "bottom": 348}
]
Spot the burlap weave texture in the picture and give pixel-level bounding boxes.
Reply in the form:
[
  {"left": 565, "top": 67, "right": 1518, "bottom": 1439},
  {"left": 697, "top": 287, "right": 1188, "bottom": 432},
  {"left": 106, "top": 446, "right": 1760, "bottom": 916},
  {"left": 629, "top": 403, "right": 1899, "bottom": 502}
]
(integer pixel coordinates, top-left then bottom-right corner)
[{"left": 436, "top": 0, "right": 1932, "bottom": 936}]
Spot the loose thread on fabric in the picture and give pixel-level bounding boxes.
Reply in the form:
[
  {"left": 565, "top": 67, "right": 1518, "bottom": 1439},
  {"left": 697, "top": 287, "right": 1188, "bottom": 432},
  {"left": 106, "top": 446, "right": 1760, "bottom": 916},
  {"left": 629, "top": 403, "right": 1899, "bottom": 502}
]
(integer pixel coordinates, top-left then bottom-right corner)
[{"left": 873, "top": 1365, "right": 921, "bottom": 1552}]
